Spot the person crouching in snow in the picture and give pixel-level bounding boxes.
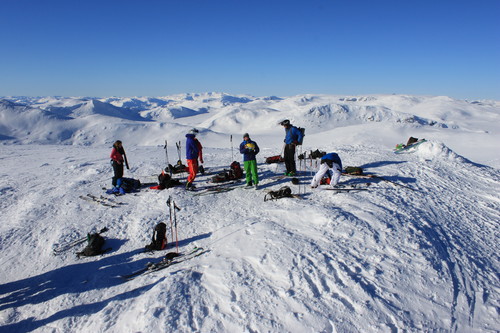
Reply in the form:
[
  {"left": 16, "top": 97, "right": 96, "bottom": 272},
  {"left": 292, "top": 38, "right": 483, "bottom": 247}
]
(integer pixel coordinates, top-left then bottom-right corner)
[
  {"left": 311, "top": 152, "right": 343, "bottom": 188},
  {"left": 110, "top": 140, "right": 126, "bottom": 193},
  {"left": 185, "top": 128, "right": 203, "bottom": 190},
  {"left": 239, "top": 133, "right": 260, "bottom": 189}
]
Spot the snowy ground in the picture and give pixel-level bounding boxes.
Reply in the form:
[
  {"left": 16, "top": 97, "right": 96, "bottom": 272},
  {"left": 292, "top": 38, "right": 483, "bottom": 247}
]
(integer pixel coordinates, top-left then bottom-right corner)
[
  {"left": 1, "top": 93, "right": 499, "bottom": 332},
  {"left": 0, "top": 140, "right": 498, "bottom": 332}
]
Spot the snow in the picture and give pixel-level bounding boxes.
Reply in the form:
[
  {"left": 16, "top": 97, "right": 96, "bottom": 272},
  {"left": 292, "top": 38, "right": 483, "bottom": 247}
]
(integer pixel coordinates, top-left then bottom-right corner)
[{"left": 0, "top": 93, "right": 499, "bottom": 332}]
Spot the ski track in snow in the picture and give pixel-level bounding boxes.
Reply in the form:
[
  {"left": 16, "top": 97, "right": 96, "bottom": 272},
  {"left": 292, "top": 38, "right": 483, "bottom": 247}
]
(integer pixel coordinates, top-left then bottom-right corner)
[{"left": 0, "top": 142, "right": 499, "bottom": 333}]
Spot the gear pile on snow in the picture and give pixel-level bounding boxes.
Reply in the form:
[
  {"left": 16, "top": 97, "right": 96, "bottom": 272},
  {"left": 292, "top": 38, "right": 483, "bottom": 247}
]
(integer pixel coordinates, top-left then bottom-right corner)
[{"left": 211, "top": 161, "right": 243, "bottom": 183}]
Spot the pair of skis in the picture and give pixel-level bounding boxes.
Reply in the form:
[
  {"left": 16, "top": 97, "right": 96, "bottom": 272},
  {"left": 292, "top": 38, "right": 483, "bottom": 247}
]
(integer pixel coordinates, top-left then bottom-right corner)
[
  {"left": 189, "top": 180, "right": 241, "bottom": 196},
  {"left": 52, "top": 227, "right": 109, "bottom": 255},
  {"left": 167, "top": 196, "right": 181, "bottom": 253},
  {"left": 121, "top": 247, "right": 207, "bottom": 280},
  {"left": 320, "top": 183, "right": 371, "bottom": 193},
  {"left": 79, "top": 194, "right": 124, "bottom": 208},
  {"left": 163, "top": 139, "right": 183, "bottom": 176}
]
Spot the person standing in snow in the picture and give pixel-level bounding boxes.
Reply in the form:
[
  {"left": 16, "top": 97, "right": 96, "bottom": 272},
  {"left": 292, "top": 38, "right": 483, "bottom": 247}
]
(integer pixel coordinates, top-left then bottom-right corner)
[
  {"left": 110, "top": 140, "right": 125, "bottom": 189},
  {"left": 239, "top": 133, "right": 260, "bottom": 189},
  {"left": 310, "top": 152, "right": 343, "bottom": 188},
  {"left": 280, "top": 119, "right": 303, "bottom": 176},
  {"left": 185, "top": 128, "right": 204, "bottom": 190}
]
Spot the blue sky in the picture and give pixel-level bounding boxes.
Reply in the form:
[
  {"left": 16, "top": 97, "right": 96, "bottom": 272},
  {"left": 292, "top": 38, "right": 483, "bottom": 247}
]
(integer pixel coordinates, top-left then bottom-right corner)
[{"left": 1, "top": 0, "right": 499, "bottom": 100}]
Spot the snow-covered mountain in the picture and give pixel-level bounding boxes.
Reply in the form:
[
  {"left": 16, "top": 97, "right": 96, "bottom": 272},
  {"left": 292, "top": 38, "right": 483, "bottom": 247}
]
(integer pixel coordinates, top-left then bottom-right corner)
[
  {"left": 2, "top": 93, "right": 499, "bottom": 167},
  {"left": 0, "top": 93, "right": 499, "bottom": 332}
]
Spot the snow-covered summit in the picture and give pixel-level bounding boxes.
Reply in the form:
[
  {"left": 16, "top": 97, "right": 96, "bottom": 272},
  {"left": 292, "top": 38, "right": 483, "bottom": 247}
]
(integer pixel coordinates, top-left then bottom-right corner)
[{"left": 0, "top": 92, "right": 499, "bottom": 332}]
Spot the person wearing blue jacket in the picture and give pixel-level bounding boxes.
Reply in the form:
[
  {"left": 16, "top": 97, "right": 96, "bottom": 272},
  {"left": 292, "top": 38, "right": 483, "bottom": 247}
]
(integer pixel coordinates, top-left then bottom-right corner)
[
  {"left": 280, "top": 119, "right": 304, "bottom": 176},
  {"left": 185, "top": 128, "right": 204, "bottom": 189},
  {"left": 311, "top": 152, "right": 343, "bottom": 188},
  {"left": 239, "top": 133, "right": 260, "bottom": 189}
]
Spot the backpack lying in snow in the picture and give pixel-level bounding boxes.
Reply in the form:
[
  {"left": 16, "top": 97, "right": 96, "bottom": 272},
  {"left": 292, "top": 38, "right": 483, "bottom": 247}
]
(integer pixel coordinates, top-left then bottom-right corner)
[
  {"left": 77, "top": 232, "right": 111, "bottom": 257},
  {"left": 120, "top": 178, "right": 141, "bottom": 192},
  {"left": 265, "top": 155, "right": 285, "bottom": 164},
  {"left": 264, "top": 186, "right": 294, "bottom": 201},
  {"left": 145, "top": 222, "right": 167, "bottom": 251},
  {"left": 156, "top": 172, "right": 181, "bottom": 189},
  {"left": 166, "top": 161, "right": 205, "bottom": 175},
  {"left": 344, "top": 166, "right": 364, "bottom": 175},
  {"left": 211, "top": 161, "right": 243, "bottom": 183}
]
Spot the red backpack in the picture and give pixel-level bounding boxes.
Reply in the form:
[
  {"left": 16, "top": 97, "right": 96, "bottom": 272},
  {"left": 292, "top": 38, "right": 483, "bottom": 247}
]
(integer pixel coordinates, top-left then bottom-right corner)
[{"left": 229, "top": 161, "right": 243, "bottom": 179}]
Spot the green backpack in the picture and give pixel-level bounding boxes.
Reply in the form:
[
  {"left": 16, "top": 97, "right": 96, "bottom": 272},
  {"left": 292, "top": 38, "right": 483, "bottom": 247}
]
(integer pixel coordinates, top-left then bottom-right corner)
[{"left": 344, "top": 166, "right": 364, "bottom": 175}]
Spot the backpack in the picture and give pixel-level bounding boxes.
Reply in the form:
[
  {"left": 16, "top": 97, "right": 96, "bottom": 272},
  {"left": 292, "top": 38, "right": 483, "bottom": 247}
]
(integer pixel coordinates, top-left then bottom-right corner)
[
  {"left": 229, "top": 161, "right": 243, "bottom": 180},
  {"left": 344, "top": 166, "right": 363, "bottom": 175},
  {"left": 406, "top": 137, "right": 419, "bottom": 146},
  {"left": 145, "top": 222, "right": 167, "bottom": 251},
  {"left": 264, "top": 186, "right": 293, "bottom": 201},
  {"left": 294, "top": 126, "right": 305, "bottom": 145},
  {"left": 158, "top": 172, "right": 181, "bottom": 189},
  {"left": 265, "top": 155, "right": 284, "bottom": 164},
  {"left": 211, "top": 161, "right": 243, "bottom": 183},
  {"left": 310, "top": 149, "right": 326, "bottom": 159},
  {"left": 77, "top": 232, "right": 108, "bottom": 257},
  {"left": 120, "top": 178, "right": 141, "bottom": 192}
]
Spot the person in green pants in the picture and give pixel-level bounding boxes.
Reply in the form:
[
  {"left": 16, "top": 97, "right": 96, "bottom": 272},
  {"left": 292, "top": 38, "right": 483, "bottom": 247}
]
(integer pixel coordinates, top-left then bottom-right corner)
[{"left": 239, "top": 133, "right": 260, "bottom": 189}]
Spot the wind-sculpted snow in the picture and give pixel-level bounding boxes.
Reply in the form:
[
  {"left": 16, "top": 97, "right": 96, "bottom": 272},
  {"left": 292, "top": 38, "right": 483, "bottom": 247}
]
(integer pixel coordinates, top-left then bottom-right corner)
[{"left": 0, "top": 141, "right": 498, "bottom": 332}]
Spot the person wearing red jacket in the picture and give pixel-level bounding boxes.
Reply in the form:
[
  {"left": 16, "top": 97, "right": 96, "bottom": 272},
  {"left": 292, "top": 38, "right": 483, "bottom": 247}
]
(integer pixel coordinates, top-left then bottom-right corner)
[{"left": 110, "top": 140, "right": 125, "bottom": 188}]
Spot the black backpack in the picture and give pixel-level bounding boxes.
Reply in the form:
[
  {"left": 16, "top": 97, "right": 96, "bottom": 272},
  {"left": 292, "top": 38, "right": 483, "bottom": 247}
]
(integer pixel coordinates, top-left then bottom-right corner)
[
  {"left": 77, "top": 232, "right": 109, "bottom": 257},
  {"left": 158, "top": 173, "right": 181, "bottom": 189},
  {"left": 120, "top": 178, "right": 141, "bottom": 192},
  {"left": 145, "top": 222, "right": 167, "bottom": 251},
  {"left": 264, "top": 186, "right": 293, "bottom": 201}
]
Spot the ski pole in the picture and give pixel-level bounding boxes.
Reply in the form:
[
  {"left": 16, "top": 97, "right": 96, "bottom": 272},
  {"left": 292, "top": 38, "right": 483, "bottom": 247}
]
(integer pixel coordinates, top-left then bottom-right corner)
[
  {"left": 164, "top": 140, "right": 172, "bottom": 176},
  {"left": 171, "top": 198, "right": 181, "bottom": 253},
  {"left": 167, "top": 196, "right": 174, "bottom": 248},
  {"left": 230, "top": 135, "right": 233, "bottom": 162},
  {"left": 122, "top": 150, "right": 130, "bottom": 170},
  {"left": 275, "top": 143, "right": 285, "bottom": 174}
]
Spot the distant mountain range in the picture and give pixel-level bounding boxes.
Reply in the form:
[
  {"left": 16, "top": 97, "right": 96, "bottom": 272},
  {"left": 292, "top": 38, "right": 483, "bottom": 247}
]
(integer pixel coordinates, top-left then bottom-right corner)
[{"left": 1, "top": 93, "right": 499, "bottom": 167}]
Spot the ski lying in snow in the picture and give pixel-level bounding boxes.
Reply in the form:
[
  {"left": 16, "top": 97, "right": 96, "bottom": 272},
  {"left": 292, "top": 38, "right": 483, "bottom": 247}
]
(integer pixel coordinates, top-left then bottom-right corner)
[
  {"left": 80, "top": 194, "right": 123, "bottom": 208},
  {"left": 189, "top": 181, "right": 241, "bottom": 196},
  {"left": 320, "top": 183, "right": 371, "bottom": 192},
  {"left": 191, "top": 187, "right": 236, "bottom": 196},
  {"left": 322, "top": 187, "right": 369, "bottom": 192},
  {"left": 121, "top": 247, "right": 207, "bottom": 280},
  {"left": 53, "top": 227, "right": 109, "bottom": 255},
  {"left": 394, "top": 139, "right": 427, "bottom": 154}
]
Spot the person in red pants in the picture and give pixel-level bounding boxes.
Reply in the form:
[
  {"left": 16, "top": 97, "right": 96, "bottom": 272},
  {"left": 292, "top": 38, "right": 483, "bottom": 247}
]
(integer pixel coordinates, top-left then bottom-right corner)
[{"left": 185, "top": 129, "right": 204, "bottom": 190}]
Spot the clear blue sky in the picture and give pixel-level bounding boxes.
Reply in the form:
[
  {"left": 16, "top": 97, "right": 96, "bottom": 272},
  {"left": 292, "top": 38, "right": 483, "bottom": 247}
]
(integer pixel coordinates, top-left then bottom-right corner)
[{"left": 1, "top": 0, "right": 499, "bottom": 100}]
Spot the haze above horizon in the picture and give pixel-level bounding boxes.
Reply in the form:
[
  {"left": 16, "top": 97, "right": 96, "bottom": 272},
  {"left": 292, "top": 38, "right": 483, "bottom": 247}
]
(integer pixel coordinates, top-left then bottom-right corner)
[{"left": 1, "top": 0, "right": 499, "bottom": 100}]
